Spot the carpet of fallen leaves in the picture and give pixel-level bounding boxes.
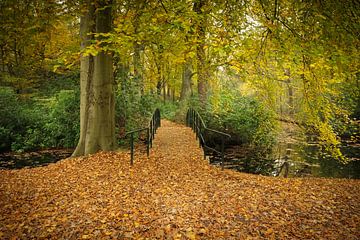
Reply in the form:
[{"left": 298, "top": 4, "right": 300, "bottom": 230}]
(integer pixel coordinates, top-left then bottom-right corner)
[{"left": 0, "top": 120, "right": 359, "bottom": 239}]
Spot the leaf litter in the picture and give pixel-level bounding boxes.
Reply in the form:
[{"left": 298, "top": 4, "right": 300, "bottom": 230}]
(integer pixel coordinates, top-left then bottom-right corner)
[{"left": 0, "top": 120, "right": 359, "bottom": 239}]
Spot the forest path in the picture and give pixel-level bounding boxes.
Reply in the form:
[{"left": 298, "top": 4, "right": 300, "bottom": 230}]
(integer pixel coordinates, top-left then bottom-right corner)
[{"left": 0, "top": 120, "right": 359, "bottom": 239}]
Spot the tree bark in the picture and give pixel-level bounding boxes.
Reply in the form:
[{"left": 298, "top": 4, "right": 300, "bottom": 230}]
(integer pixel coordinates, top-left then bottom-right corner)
[
  {"left": 163, "top": 81, "right": 166, "bottom": 104},
  {"left": 167, "top": 85, "right": 171, "bottom": 99},
  {"left": 133, "top": 43, "right": 144, "bottom": 94},
  {"left": 132, "top": 0, "right": 145, "bottom": 95},
  {"left": 284, "top": 68, "right": 294, "bottom": 116},
  {"left": 116, "top": 61, "right": 129, "bottom": 138},
  {"left": 193, "top": 0, "right": 208, "bottom": 105},
  {"left": 180, "top": 59, "right": 192, "bottom": 100},
  {"left": 72, "top": 0, "right": 116, "bottom": 157}
]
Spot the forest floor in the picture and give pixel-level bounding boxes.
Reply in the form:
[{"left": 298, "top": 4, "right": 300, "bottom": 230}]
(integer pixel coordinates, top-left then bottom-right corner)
[{"left": 0, "top": 120, "right": 359, "bottom": 239}]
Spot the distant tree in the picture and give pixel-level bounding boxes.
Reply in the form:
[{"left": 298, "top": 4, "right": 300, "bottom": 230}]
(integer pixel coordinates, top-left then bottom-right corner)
[{"left": 193, "top": 0, "right": 209, "bottom": 105}]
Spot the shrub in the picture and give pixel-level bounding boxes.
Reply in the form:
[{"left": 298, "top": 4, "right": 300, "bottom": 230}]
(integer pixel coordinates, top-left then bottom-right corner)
[
  {"left": 0, "top": 87, "right": 80, "bottom": 152},
  {"left": 12, "top": 104, "right": 50, "bottom": 151},
  {"left": 202, "top": 91, "right": 278, "bottom": 153},
  {"left": 45, "top": 89, "right": 80, "bottom": 148},
  {"left": 0, "top": 87, "right": 26, "bottom": 151},
  {"left": 116, "top": 88, "right": 156, "bottom": 132},
  {"left": 0, "top": 127, "right": 12, "bottom": 150},
  {"left": 157, "top": 101, "right": 179, "bottom": 121}
]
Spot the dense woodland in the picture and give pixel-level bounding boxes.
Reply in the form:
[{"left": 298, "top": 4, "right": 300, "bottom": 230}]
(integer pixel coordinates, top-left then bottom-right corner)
[
  {"left": 0, "top": 0, "right": 359, "bottom": 171},
  {"left": 1, "top": 2, "right": 359, "bottom": 238}
]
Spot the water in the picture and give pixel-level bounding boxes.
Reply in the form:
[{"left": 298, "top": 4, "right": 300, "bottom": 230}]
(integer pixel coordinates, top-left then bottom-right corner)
[
  {"left": 274, "top": 142, "right": 360, "bottom": 179},
  {"left": 209, "top": 142, "right": 360, "bottom": 179},
  {"left": 0, "top": 150, "right": 72, "bottom": 170}
]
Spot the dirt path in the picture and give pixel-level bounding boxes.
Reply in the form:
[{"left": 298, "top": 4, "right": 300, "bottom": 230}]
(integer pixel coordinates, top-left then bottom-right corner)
[{"left": 0, "top": 120, "right": 359, "bottom": 239}]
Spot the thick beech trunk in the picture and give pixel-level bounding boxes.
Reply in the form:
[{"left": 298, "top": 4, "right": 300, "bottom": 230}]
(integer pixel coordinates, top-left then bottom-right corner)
[{"left": 72, "top": 0, "right": 116, "bottom": 157}]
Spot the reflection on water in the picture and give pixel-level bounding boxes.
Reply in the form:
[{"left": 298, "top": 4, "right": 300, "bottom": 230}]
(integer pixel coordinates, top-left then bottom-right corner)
[
  {"left": 209, "top": 142, "right": 359, "bottom": 179},
  {"left": 274, "top": 142, "right": 360, "bottom": 179},
  {"left": 0, "top": 150, "right": 72, "bottom": 170}
]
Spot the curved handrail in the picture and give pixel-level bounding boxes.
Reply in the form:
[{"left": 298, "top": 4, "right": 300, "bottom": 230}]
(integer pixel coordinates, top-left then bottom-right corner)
[
  {"left": 186, "top": 108, "right": 231, "bottom": 169},
  {"left": 124, "top": 108, "right": 161, "bottom": 165}
]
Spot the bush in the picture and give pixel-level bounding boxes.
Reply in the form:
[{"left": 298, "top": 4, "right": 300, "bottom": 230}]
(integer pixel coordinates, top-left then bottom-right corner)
[
  {"left": 157, "top": 101, "right": 179, "bottom": 121},
  {"left": 0, "top": 87, "right": 80, "bottom": 152},
  {"left": 12, "top": 104, "right": 50, "bottom": 151},
  {"left": 0, "top": 87, "right": 26, "bottom": 151},
  {"left": 0, "top": 126, "right": 12, "bottom": 150},
  {"left": 45, "top": 90, "right": 80, "bottom": 148},
  {"left": 0, "top": 87, "right": 22, "bottom": 127},
  {"left": 116, "top": 88, "right": 157, "bottom": 132},
  {"left": 202, "top": 91, "right": 278, "bottom": 153}
]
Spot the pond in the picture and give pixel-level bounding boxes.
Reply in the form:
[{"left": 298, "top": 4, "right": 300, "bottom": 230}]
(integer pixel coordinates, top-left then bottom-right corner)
[
  {"left": 273, "top": 142, "right": 360, "bottom": 179},
  {"left": 0, "top": 149, "right": 73, "bottom": 170},
  {"left": 210, "top": 142, "right": 360, "bottom": 179}
]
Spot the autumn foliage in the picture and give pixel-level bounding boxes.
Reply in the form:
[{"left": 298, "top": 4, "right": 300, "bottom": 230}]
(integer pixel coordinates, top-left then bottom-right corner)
[{"left": 0, "top": 121, "right": 359, "bottom": 239}]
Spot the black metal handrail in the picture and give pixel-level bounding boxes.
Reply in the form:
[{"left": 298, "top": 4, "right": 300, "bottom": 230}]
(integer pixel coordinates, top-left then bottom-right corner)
[
  {"left": 125, "top": 108, "right": 161, "bottom": 165},
  {"left": 186, "top": 108, "right": 231, "bottom": 170}
]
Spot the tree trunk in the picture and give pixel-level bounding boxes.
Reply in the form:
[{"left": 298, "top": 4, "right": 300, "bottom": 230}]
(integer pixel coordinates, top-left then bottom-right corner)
[
  {"left": 116, "top": 61, "right": 129, "bottom": 138},
  {"left": 133, "top": 43, "right": 144, "bottom": 95},
  {"left": 167, "top": 85, "right": 171, "bottom": 99},
  {"left": 156, "top": 81, "right": 162, "bottom": 95},
  {"left": 132, "top": 0, "right": 145, "bottom": 94},
  {"left": 193, "top": 0, "right": 208, "bottom": 105},
  {"left": 72, "top": 0, "right": 116, "bottom": 157},
  {"left": 285, "top": 68, "right": 294, "bottom": 116},
  {"left": 163, "top": 81, "right": 166, "bottom": 104},
  {"left": 180, "top": 59, "right": 192, "bottom": 100}
]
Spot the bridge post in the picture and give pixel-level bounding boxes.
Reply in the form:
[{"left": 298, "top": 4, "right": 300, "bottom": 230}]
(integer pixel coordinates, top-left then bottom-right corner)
[
  {"left": 146, "top": 128, "right": 150, "bottom": 157},
  {"left": 191, "top": 109, "right": 195, "bottom": 131},
  {"left": 157, "top": 109, "right": 161, "bottom": 127},
  {"left": 149, "top": 123, "right": 153, "bottom": 148},
  {"left": 221, "top": 136, "right": 225, "bottom": 170},
  {"left": 186, "top": 108, "right": 231, "bottom": 170},
  {"left": 124, "top": 108, "right": 161, "bottom": 165},
  {"left": 186, "top": 109, "right": 189, "bottom": 127},
  {"left": 152, "top": 116, "right": 155, "bottom": 139},
  {"left": 130, "top": 132, "right": 134, "bottom": 165},
  {"left": 195, "top": 113, "right": 199, "bottom": 140},
  {"left": 198, "top": 122, "right": 202, "bottom": 148}
]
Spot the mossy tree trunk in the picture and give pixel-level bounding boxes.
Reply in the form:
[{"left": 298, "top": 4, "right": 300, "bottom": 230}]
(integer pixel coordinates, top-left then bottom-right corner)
[{"left": 72, "top": 0, "right": 116, "bottom": 157}]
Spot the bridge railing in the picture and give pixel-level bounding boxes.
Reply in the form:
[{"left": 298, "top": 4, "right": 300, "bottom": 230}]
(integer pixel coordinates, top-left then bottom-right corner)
[
  {"left": 125, "top": 108, "right": 161, "bottom": 165},
  {"left": 186, "top": 108, "right": 231, "bottom": 170}
]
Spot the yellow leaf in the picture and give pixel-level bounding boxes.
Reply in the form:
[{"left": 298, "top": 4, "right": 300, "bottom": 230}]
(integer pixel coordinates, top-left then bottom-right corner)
[
  {"left": 265, "top": 228, "right": 274, "bottom": 235},
  {"left": 199, "top": 228, "right": 207, "bottom": 235},
  {"left": 165, "top": 224, "right": 171, "bottom": 233},
  {"left": 124, "top": 232, "right": 133, "bottom": 238},
  {"left": 186, "top": 228, "right": 196, "bottom": 240}
]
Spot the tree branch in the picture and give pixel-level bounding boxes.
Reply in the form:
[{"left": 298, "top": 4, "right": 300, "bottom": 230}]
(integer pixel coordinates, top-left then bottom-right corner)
[{"left": 158, "top": 0, "right": 168, "bottom": 14}]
